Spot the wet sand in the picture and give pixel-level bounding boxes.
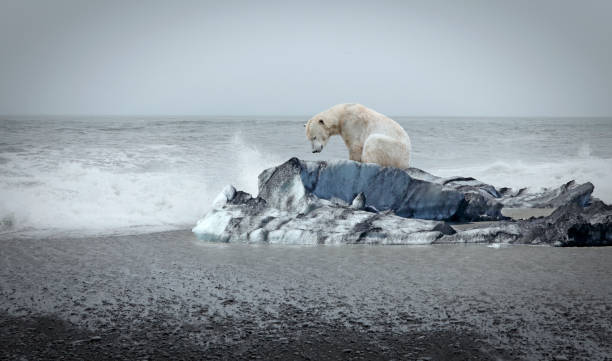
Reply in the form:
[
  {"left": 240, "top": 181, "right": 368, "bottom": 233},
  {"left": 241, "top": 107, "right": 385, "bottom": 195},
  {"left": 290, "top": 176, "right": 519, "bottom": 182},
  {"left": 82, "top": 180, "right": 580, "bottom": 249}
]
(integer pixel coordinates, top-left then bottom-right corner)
[{"left": 1, "top": 230, "right": 611, "bottom": 360}]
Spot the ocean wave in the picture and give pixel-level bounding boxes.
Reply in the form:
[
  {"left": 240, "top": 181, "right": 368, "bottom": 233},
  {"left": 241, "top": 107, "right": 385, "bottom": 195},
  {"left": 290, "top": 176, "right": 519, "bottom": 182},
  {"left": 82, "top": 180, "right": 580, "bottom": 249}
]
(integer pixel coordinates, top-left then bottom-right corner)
[
  {"left": 0, "top": 135, "right": 283, "bottom": 239},
  {"left": 431, "top": 156, "right": 612, "bottom": 203},
  {"left": 0, "top": 163, "right": 210, "bottom": 238}
]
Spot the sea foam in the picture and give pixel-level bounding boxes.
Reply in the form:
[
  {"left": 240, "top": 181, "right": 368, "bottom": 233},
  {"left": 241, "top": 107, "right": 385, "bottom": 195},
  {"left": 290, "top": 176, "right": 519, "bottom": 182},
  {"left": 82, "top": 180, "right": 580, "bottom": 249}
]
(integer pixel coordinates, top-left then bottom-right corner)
[
  {"left": 430, "top": 156, "right": 612, "bottom": 204},
  {"left": 0, "top": 130, "right": 282, "bottom": 238}
]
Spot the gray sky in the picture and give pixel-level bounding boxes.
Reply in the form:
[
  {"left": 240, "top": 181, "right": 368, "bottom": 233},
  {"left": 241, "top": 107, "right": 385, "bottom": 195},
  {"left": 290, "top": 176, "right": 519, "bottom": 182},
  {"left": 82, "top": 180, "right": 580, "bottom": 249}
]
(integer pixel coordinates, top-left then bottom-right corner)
[{"left": 1, "top": 0, "right": 611, "bottom": 117}]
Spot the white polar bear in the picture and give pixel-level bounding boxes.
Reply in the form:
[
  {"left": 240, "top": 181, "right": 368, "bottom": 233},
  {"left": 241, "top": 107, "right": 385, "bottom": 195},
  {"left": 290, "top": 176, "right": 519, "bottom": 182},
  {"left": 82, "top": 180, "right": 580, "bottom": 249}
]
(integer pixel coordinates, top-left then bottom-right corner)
[{"left": 305, "top": 103, "right": 411, "bottom": 169}]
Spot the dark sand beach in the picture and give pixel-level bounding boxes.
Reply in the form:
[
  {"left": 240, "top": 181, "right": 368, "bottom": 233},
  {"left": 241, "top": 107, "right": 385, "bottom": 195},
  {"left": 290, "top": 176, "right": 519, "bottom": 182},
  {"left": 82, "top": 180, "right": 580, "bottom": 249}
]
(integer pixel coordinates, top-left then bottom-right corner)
[{"left": 1, "top": 231, "right": 611, "bottom": 360}]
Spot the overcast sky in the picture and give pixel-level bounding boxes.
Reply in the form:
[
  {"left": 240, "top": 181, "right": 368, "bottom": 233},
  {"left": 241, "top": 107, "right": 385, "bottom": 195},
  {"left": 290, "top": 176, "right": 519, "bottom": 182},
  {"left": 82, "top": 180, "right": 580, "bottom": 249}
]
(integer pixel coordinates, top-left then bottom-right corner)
[{"left": 0, "top": 0, "right": 611, "bottom": 117}]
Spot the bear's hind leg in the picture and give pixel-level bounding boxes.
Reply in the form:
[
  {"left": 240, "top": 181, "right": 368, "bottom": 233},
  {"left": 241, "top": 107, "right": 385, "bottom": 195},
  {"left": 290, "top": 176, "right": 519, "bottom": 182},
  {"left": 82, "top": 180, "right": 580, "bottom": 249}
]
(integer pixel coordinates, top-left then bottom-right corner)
[{"left": 362, "top": 134, "right": 410, "bottom": 169}]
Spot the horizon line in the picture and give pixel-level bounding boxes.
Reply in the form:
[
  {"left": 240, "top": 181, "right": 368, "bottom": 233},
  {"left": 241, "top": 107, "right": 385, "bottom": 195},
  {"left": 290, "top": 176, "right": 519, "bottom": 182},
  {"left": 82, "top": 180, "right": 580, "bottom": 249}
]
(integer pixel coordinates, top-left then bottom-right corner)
[{"left": 2, "top": 113, "right": 612, "bottom": 120}]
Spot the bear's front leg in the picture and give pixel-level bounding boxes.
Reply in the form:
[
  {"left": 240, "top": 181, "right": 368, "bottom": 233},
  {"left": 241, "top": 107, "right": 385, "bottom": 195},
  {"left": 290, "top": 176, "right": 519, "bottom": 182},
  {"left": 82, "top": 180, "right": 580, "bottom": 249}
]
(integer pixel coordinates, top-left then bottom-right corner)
[{"left": 349, "top": 147, "right": 362, "bottom": 162}]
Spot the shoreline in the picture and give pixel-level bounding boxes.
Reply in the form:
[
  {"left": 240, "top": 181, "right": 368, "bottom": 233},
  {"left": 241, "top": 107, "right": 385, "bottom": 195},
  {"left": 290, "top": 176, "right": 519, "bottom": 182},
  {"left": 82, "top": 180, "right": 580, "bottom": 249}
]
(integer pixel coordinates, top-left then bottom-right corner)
[{"left": 1, "top": 231, "right": 611, "bottom": 360}]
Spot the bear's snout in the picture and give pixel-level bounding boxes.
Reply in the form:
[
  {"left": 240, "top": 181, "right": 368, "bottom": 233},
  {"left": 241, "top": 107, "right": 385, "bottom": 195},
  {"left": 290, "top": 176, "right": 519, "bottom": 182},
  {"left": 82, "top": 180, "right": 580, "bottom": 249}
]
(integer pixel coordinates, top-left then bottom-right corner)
[{"left": 311, "top": 141, "right": 323, "bottom": 153}]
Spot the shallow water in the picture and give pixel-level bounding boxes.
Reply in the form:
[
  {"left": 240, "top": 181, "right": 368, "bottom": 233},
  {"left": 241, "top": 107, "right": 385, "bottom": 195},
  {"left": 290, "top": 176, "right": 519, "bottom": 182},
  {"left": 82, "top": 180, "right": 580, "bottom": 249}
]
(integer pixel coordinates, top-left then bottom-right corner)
[{"left": 1, "top": 116, "right": 611, "bottom": 238}]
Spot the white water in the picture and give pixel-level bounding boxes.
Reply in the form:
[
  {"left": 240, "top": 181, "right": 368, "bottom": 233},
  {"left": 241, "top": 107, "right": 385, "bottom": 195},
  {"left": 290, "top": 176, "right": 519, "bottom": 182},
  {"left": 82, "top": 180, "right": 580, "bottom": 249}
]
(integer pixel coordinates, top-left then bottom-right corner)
[
  {"left": 434, "top": 156, "right": 612, "bottom": 203},
  {"left": 1, "top": 117, "right": 611, "bottom": 238}
]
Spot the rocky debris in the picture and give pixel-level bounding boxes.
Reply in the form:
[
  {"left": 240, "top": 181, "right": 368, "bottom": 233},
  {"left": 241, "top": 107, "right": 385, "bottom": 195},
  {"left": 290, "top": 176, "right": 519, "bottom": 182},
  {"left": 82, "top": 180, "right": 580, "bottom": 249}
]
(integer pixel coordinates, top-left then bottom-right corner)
[{"left": 193, "top": 158, "right": 611, "bottom": 246}]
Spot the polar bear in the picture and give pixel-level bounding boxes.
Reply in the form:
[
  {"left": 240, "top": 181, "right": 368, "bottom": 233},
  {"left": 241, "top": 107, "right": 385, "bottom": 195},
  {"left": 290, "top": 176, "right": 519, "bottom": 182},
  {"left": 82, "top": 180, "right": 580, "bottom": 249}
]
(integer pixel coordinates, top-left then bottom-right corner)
[{"left": 305, "top": 103, "right": 411, "bottom": 169}]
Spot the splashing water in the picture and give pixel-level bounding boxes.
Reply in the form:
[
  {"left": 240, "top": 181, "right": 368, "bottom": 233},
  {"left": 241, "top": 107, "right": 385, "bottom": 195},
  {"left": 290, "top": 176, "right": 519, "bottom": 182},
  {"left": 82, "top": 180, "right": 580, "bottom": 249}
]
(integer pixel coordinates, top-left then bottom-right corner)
[{"left": 1, "top": 117, "right": 611, "bottom": 238}]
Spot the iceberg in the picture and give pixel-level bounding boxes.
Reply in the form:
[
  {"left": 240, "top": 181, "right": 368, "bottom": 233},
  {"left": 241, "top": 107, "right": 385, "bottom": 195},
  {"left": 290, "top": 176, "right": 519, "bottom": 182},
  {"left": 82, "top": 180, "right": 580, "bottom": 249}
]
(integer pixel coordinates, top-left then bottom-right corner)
[{"left": 193, "top": 158, "right": 611, "bottom": 246}]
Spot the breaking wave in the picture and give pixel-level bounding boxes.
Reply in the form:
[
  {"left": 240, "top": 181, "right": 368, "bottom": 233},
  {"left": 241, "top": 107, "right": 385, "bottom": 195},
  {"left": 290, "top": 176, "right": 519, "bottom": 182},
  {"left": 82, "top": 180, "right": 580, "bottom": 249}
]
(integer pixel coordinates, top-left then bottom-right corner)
[
  {"left": 430, "top": 156, "right": 612, "bottom": 203},
  {"left": 0, "top": 133, "right": 282, "bottom": 239}
]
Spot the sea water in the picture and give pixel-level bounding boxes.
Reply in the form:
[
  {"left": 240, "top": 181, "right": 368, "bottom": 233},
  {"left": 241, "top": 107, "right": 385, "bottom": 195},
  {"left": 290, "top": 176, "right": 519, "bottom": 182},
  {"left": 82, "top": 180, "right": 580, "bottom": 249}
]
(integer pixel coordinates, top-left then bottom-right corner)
[{"left": 1, "top": 116, "right": 611, "bottom": 238}]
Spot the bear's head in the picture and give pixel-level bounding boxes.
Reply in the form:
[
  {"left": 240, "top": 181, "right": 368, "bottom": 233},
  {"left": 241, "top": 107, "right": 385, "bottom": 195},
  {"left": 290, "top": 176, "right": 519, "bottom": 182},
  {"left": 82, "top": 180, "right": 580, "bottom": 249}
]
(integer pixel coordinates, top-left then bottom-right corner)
[{"left": 305, "top": 112, "right": 334, "bottom": 153}]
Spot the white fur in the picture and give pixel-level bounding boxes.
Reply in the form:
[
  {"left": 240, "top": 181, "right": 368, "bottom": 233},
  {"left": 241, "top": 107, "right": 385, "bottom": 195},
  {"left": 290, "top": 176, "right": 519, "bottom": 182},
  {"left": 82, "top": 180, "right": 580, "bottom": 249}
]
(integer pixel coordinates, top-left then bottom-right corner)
[{"left": 305, "top": 104, "right": 411, "bottom": 169}]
